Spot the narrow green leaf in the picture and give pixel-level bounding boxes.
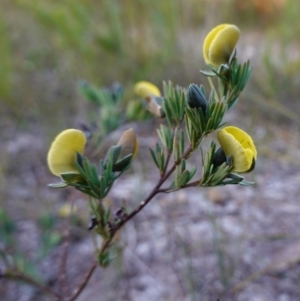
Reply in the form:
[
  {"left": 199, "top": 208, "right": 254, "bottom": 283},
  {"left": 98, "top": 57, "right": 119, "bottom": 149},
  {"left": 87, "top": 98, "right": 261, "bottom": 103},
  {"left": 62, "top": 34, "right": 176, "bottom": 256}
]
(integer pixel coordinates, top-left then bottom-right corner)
[
  {"left": 149, "top": 148, "right": 159, "bottom": 169},
  {"left": 188, "top": 166, "right": 197, "bottom": 181},
  {"left": 180, "top": 129, "right": 185, "bottom": 157},
  {"left": 177, "top": 170, "right": 190, "bottom": 187}
]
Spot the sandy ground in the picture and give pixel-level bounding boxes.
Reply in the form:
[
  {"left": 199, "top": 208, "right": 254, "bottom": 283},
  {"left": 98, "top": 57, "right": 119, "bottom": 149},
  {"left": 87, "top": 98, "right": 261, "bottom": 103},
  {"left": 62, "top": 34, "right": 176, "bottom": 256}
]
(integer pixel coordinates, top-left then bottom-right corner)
[{"left": 1, "top": 108, "right": 300, "bottom": 301}]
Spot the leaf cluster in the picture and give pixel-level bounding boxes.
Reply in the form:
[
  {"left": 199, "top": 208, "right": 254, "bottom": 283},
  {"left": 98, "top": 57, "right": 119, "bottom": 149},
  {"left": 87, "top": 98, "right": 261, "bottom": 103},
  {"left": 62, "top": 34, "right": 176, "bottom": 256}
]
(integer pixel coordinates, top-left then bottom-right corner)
[
  {"left": 185, "top": 88, "right": 227, "bottom": 149},
  {"left": 163, "top": 81, "right": 186, "bottom": 128}
]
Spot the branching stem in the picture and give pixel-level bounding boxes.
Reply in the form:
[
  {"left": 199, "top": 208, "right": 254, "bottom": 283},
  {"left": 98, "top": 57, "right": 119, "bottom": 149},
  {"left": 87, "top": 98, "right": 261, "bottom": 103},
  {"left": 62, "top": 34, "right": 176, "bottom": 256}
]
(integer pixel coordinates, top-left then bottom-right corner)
[{"left": 2, "top": 270, "right": 59, "bottom": 299}]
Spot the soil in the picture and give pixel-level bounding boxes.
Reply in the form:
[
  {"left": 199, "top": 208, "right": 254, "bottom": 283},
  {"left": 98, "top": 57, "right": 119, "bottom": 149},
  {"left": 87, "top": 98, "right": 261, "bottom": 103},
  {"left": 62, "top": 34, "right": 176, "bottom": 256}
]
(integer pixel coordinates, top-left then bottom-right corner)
[{"left": 1, "top": 110, "right": 300, "bottom": 301}]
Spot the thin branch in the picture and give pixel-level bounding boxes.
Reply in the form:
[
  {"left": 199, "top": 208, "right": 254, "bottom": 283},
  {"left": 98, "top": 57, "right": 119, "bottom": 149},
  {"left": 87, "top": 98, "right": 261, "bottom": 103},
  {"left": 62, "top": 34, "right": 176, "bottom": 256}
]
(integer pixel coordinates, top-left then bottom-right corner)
[
  {"left": 67, "top": 261, "right": 97, "bottom": 301},
  {"left": 66, "top": 145, "right": 195, "bottom": 301},
  {"left": 59, "top": 199, "right": 75, "bottom": 297},
  {"left": 2, "top": 270, "right": 59, "bottom": 299},
  {"left": 156, "top": 179, "right": 202, "bottom": 193},
  {"left": 99, "top": 145, "right": 194, "bottom": 254}
]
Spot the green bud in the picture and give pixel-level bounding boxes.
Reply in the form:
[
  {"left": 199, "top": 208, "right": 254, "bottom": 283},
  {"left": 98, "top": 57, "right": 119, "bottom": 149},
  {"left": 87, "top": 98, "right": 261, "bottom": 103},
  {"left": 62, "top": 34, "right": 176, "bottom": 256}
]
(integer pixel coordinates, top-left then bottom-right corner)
[
  {"left": 212, "top": 147, "right": 227, "bottom": 167},
  {"left": 186, "top": 84, "right": 207, "bottom": 114}
]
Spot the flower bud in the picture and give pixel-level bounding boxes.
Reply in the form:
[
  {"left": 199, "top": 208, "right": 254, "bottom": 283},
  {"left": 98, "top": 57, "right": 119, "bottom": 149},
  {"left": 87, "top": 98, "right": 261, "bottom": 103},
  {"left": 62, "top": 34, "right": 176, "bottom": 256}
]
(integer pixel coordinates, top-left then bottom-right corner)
[
  {"left": 117, "top": 128, "right": 139, "bottom": 159},
  {"left": 112, "top": 128, "right": 139, "bottom": 171},
  {"left": 212, "top": 147, "right": 227, "bottom": 167},
  {"left": 186, "top": 84, "right": 207, "bottom": 114}
]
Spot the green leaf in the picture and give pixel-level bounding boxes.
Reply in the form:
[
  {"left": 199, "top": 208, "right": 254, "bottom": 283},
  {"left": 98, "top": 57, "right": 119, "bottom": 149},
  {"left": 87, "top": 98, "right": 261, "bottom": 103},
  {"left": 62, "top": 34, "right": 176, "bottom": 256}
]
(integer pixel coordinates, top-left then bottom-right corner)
[
  {"left": 188, "top": 166, "right": 197, "bottom": 181},
  {"left": 149, "top": 148, "right": 159, "bottom": 169},
  {"left": 157, "top": 125, "right": 173, "bottom": 151},
  {"left": 163, "top": 81, "right": 186, "bottom": 127},
  {"left": 177, "top": 170, "right": 190, "bottom": 187}
]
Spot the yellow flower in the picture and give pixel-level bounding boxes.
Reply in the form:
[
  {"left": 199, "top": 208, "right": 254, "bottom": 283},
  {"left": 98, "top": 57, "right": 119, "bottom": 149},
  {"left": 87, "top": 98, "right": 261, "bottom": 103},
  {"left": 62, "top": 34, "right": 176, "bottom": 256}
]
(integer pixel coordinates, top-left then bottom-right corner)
[
  {"left": 134, "top": 81, "right": 161, "bottom": 98},
  {"left": 47, "top": 129, "right": 86, "bottom": 176},
  {"left": 203, "top": 24, "right": 240, "bottom": 67},
  {"left": 217, "top": 126, "right": 257, "bottom": 173},
  {"left": 117, "top": 128, "right": 139, "bottom": 160}
]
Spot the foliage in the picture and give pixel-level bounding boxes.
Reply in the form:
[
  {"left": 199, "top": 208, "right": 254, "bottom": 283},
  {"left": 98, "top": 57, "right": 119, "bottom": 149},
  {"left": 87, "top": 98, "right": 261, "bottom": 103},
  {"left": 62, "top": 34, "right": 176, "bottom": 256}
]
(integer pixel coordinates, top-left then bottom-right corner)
[{"left": 1, "top": 22, "right": 259, "bottom": 300}]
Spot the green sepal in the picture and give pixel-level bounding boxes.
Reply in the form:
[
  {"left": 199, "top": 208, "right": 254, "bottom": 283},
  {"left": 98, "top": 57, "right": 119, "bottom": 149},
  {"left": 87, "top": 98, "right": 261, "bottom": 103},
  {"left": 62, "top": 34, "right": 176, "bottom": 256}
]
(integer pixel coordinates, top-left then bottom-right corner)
[
  {"left": 200, "top": 63, "right": 229, "bottom": 80},
  {"left": 48, "top": 182, "right": 68, "bottom": 188},
  {"left": 104, "top": 145, "right": 122, "bottom": 166},
  {"left": 212, "top": 147, "right": 227, "bottom": 168},
  {"left": 113, "top": 154, "right": 133, "bottom": 172},
  {"left": 239, "top": 179, "right": 255, "bottom": 186},
  {"left": 60, "top": 172, "right": 84, "bottom": 184},
  {"left": 227, "top": 173, "right": 244, "bottom": 182},
  {"left": 200, "top": 69, "right": 217, "bottom": 77}
]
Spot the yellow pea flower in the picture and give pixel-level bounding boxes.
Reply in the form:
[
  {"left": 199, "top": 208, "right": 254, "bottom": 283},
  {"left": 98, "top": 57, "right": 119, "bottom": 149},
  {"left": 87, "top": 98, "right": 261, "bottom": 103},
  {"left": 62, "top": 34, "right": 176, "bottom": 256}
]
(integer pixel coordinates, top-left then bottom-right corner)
[
  {"left": 203, "top": 24, "right": 240, "bottom": 67},
  {"left": 134, "top": 81, "right": 161, "bottom": 98},
  {"left": 117, "top": 128, "right": 139, "bottom": 160},
  {"left": 217, "top": 126, "right": 257, "bottom": 173},
  {"left": 47, "top": 129, "right": 86, "bottom": 176}
]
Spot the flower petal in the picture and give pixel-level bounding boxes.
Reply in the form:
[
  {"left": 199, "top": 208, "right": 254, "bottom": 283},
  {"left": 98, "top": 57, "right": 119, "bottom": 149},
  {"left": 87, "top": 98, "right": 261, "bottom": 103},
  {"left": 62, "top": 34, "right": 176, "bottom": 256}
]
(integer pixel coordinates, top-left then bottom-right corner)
[
  {"left": 223, "top": 126, "right": 257, "bottom": 160},
  {"left": 203, "top": 24, "right": 228, "bottom": 65},
  {"left": 47, "top": 129, "right": 86, "bottom": 176},
  {"left": 203, "top": 24, "right": 240, "bottom": 67},
  {"left": 217, "top": 127, "right": 255, "bottom": 173},
  {"left": 134, "top": 81, "right": 161, "bottom": 98}
]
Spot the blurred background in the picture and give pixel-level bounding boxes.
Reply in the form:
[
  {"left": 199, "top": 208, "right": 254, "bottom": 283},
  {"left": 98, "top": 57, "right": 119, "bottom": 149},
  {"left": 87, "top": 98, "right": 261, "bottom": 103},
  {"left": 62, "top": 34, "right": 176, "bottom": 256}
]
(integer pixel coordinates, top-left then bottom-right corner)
[{"left": 1, "top": 0, "right": 300, "bottom": 300}]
